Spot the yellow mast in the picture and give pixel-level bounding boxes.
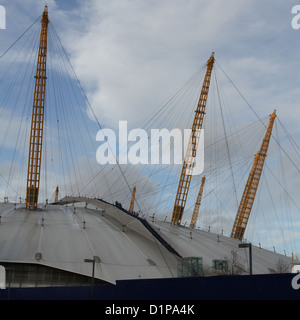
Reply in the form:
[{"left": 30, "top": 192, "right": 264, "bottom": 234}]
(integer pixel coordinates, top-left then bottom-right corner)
[
  {"left": 25, "top": 6, "right": 49, "bottom": 209},
  {"left": 231, "top": 110, "right": 276, "bottom": 240},
  {"left": 129, "top": 186, "right": 136, "bottom": 213},
  {"left": 171, "top": 52, "right": 214, "bottom": 225},
  {"left": 54, "top": 186, "right": 59, "bottom": 203},
  {"left": 190, "top": 176, "right": 206, "bottom": 228}
]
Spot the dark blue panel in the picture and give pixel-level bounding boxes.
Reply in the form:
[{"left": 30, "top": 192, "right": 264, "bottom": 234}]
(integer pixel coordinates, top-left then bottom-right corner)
[{"left": 0, "top": 273, "right": 299, "bottom": 300}]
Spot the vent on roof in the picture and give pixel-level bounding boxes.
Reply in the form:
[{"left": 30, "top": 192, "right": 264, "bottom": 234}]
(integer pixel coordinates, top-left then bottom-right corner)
[
  {"left": 35, "top": 252, "right": 42, "bottom": 261},
  {"left": 147, "top": 259, "right": 156, "bottom": 266}
]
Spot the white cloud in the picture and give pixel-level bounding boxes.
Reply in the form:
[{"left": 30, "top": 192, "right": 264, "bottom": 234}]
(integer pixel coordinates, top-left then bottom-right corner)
[
  {"left": 55, "top": 0, "right": 300, "bottom": 133},
  {"left": 63, "top": 0, "right": 253, "bottom": 128}
]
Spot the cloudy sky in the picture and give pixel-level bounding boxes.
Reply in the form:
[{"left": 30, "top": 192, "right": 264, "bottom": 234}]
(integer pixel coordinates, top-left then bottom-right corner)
[
  {"left": 2, "top": 0, "right": 300, "bottom": 128},
  {"left": 1, "top": 0, "right": 300, "bottom": 255}
]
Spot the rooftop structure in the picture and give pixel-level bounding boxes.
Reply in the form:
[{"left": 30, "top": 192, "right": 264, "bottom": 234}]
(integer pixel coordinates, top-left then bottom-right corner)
[{"left": 0, "top": 197, "right": 295, "bottom": 288}]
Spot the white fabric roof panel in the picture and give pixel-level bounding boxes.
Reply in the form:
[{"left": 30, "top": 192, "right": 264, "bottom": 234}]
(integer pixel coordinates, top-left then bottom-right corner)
[
  {"left": 0, "top": 201, "right": 177, "bottom": 284},
  {"left": 150, "top": 220, "right": 295, "bottom": 275},
  {"left": 0, "top": 197, "right": 297, "bottom": 285}
]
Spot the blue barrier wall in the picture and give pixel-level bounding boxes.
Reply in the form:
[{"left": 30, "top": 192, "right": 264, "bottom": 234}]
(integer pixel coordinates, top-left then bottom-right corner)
[{"left": 0, "top": 273, "right": 299, "bottom": 300}]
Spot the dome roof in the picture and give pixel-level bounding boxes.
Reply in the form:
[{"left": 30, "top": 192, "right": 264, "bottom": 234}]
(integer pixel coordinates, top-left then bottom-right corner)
[
  {"left": 0, "top": 199, "right": 177, "bottom": 284},
  {"left": 0, "top": 196, "right": 295, "bottom": 284}
]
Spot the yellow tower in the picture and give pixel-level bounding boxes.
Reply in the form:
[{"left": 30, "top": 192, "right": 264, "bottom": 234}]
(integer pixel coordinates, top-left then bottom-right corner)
[
  {"left": 129, "top": 186, "right": 136, "bottom": 213},
  {"left": 25, "top": 6, "right": 49, "bottom": 209},
  {"left": 171, "top": 53, "right": 214, "bottom": 225},
  {"left": 231, "top": 110, "right": 276, "bottom": 240},
  {"left": 54, "top": 186, "right": 59, "bottom": 203},
  {"left": 190, "top": 176, "right": 206, "bottom": 228}
]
